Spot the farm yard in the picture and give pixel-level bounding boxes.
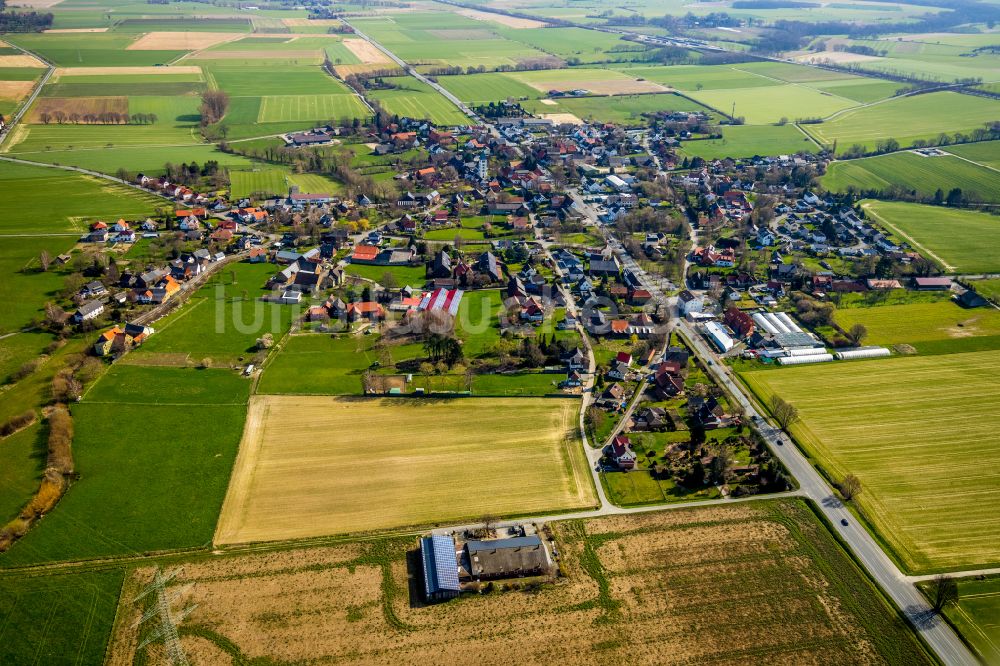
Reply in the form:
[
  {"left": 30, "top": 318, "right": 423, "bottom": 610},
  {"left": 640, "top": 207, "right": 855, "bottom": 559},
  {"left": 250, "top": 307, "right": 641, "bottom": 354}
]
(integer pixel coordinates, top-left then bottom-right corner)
[
  {"left": 214, "top": 396, "right": 596, "bottom": 543},
  {"left": 743, "top": 350, "right": 1000, "bottom": 573},
  {"left": 114, "top": 500, "right": 931, "bottom": 665},
  {"left": 862, "top": 200, "right": 1000, "bottom": 274}
]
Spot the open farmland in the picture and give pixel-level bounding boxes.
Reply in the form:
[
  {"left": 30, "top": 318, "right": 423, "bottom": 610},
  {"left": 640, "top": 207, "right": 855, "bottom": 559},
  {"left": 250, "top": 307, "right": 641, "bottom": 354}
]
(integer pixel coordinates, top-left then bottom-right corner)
[
  {"left": 525, "top": 93, "right": 713, "bottom": 126},
  {"left": 834, "top": 301, "right": 1000, "bottom": 348},
  {"left": 823, "top": 151, "right": 1000, "bottom": 203},
  {"left": 688, "top": 83, "right": 857, "bottom": 124},
  {"left": 367, "top": 76, "right": 469, "bottom": 126},
  {"left": 934, "top": 575, "right": 1000, "bottom": 664},
  {"left": 257, "top": 93, "right": 367, "bottom": 122},
  {"left": 807, "top": 92, "right": 1000, "bottom": 153},
  {"left": 743, "top": 350, "right": 1000, "bottom": 573},
  {"left": 436, "top": 71, "right": 542, "bottom": 103},
  {"left": 862, "top": 200, "right": 1000, "bottom": 273},
  {"left": 5, "top": 33, "right": 184, "bottom": 67},
  {"left": 946, "top": 140, "right": 1000, "bottom": 169},
  {"left": 681, "top": 124, "right": 818, "bottom": 159},
  {"left": 116, "top": 500, "right": 931, "bottom": 665},
  {"left": 0, "top": 569, "right": 126, "bottom": 665},
  {"left": 510, "top": 67, "right": 667, "bottom": 95},
  {"left": 215, "top": 396, "right": 596, "bottom": 543},
  {"left": 0, "top": 365, "right": 250, "bottom": 567}
]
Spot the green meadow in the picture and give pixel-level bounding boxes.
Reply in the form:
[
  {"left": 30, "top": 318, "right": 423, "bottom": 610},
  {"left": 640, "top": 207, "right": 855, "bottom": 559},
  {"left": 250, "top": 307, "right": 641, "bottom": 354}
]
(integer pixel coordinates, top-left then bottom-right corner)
[
  {"left": 823, "top": 151, "right": 1000, "bottom": 203},
  {"left": 807, "top": 92, "right": 1000, "bottom": 152},
  {"left": 0, "top": 569, "right": 126, "bottom": 665},
  {"left": 368, "top": 76, "right": 469, "bottom": 126},
  {"left": 862, "top": 200, "right": 1000, "bottom": 274},
  {"left": 681, "top": 124, "right": 818, "bottom": 159}
]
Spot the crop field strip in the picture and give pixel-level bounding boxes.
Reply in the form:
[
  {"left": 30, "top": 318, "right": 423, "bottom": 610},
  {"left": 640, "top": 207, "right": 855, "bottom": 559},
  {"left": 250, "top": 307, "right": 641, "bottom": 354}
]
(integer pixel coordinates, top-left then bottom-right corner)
[
  {"left": 823, "top": 151, "right": 1000, "bottom": 203},
  {"left": 939, "top": 575, "right": 1000, "bottom": 663},
  {"left": 113, "top": 500, "right": 932, "bottom": 665},
  {"left": 215, "top": 396, "right": 596, "bottom": 544},
  {"left": 862, "top": 200, "right": 1000, "bottom": 274},
  {"left": 744, "top": 350, "right": 1000, "bottom": 573}
]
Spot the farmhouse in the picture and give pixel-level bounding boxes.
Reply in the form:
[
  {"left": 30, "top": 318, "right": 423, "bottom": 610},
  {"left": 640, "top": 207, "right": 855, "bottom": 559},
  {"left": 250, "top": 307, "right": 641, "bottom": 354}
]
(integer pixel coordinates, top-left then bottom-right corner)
[
  {"left": 460, "top": 535, "right": 554, "bottom": 582},
  {"left": 74, "top": 300, "right": 104, "bottom": 323}
]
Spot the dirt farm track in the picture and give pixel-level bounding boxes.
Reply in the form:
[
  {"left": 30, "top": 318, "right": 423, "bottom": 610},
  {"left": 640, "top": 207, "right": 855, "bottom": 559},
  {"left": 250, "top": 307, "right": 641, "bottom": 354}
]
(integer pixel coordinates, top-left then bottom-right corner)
[{"left": 214, "top": 395, "right": 597, "bottom": 544}]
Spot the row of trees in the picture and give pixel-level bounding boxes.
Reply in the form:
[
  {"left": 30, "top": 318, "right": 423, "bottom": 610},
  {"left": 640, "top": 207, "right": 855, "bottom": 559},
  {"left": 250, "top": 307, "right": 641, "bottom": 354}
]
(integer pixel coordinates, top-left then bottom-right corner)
[
  {"left": 199, "top": 90, "right": 229, "bottom": 126},
  {"left": 37, "top": 111, "right": 157, "bottom": 125}
]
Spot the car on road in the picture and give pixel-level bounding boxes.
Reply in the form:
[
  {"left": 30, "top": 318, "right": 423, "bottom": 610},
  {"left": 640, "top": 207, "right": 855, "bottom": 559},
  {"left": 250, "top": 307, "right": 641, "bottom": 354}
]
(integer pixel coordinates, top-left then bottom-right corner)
[{"left": 840, "top": 518, "right": 849, "bottom": 526}]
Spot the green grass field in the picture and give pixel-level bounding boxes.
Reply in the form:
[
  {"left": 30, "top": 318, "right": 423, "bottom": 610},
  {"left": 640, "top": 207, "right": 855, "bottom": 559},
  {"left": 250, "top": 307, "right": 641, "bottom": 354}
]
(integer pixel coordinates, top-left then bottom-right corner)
[
  {"left": 0, "top": 366, "right": 250, "bottom": 567},
  {"left": 807, "top": 92, "right": 1000, "bottom": 153},
  {"left": 945, "top": 140, "right": 1000, "bottom": 169},
  {"left": 343, "top": 262, "right": 427, "bottom": 286},
  {"left": 205, "top": 65, "right": 345, "bottom": 96},
  {"left": 367, "top": 77, "right": 469, "bottom": 126},
  {"left": 133, "top": 261, "right": 295, "bottom": 366},
  {"left": 6, "top": 142, "right": 259, "bottom": 174},
  {"left": 257, "top": 93, "right": 367, "bottom": 122},
  {"left": 229, "top": 168, "right": 288, "bottom": 198},
  {"left": 688, "top": 83, "right": 858, "bottom": 124},
  {"left": 612, "top": 63, "right": 781, "bottom": 91},
  {"left": 525, "top": 93, "right": 713, "bottom": 126},
  {"left": 0, "top": 423, "right": 44, "bottom": 525},
  {"left": 5, "top": 33, "right": 183, "bottom": 67},
  {"left": 744, "top": 350, "right": 1000, "bottom": 573},
  {"left": 681, "top": 124, "right": 819, "bottom": 159},
  {"left": 498, "top": 26, "right": 649, "bottom": 62},
  {"left": 436, "top": 72, "right": 543, "bottom": 103},
  {"left": 862, "top": 200, "right": 1000, "bottom": 274},
  {"left": 834, "top": 301, "right": 1000, "bottom": 347},
  {"left": 258, "top": 333, "right": 382, "bottom": 395},
  {"left": 0, "top": 569, "right": 125, "bottom": 664},
  {"left": 937, "top": 575, "right": 1000, "bottom": 664},
  {"left": 823, "top": 151, "right": 1000, "bottom": 203}
]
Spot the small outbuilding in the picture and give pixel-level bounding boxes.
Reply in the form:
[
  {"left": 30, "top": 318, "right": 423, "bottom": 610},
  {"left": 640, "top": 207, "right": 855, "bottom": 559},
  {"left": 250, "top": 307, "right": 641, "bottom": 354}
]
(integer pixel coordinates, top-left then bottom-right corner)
[{"left": 421, "top": 535, "right": 461, "bottom": 601}]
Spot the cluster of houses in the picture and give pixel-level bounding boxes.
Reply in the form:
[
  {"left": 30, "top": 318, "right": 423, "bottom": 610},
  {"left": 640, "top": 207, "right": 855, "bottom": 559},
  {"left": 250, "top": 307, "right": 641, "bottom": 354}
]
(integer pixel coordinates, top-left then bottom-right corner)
[{"left": 93, "top": 322, "right": 154, "bottom": 357}]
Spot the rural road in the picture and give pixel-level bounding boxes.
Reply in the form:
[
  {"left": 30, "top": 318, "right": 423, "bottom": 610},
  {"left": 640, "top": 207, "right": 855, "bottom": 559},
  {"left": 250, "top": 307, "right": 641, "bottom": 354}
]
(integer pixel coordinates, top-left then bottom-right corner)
[{"left": 677, "top": 319, "right": 977, "bottom": 666}]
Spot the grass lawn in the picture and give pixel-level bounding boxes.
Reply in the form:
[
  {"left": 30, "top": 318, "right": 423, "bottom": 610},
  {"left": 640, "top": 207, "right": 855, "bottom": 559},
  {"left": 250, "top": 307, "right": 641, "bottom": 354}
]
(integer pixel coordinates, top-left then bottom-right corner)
[
  {"left": 945, "top": 140, "right": 1000, "bottom": 169},
  {"left": 229, "top": 168, "right": 288, "bottom": 198},
  {"left": 257, "top": 333, "right": 381, "bottom": 395},
  {"left": 0, "top": 569, "right": 125, "bottom": 665},
  {"left": 344, "top": 262, "right": 427, "bottom": 286},
  {"left": 807, "top": 92, "right": 1000, "bottom": 153},
  {"left": 5, "top": 142, "right": 259, "bottom": 174},
  {"left": 601, "top": 470, "right": 722, "bottom": 506},
  {"left": 834, "top": 301, "right": 1000, "bottom": 348},
  {"left": 972, "top": 278, "right": 1000, "bottom": 304},
  {"left": 215, "top": 395, "right": 596, "bottom": 542},
  {"left": 743, "top": 350, "right": 1000, "bottom": 573},
  {"left": 83, "top": 364, "right": 251, "bottom": 404},
  {"left": 132, "top": 261, "right": 295, "bottom": 366},
  {"left": 0, "top": 397, "right": 248, "bottom": 567},
  {"left": 681, "top": 124, "right": 818, "bottom": 159},
  {"left": 822, "top": 151, "right": 1000, "bottom": 203},
  {"left": 0, "top": 330, "right": 57, "bottom": 385},
  {"left": 934, "top": 575, "right": 1000, "bottom": 664},
  {"left": 862, "top": 200, "right": 1000, "bottom": 274},
  {"left": 423, "top": 227, "right": 485, "bottom": 241}
]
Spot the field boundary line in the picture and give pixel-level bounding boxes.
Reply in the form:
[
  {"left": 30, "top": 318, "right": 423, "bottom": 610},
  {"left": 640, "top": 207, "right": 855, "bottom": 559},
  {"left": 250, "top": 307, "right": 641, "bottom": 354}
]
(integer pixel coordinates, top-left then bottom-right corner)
[
  {"left": 941, "top": 149, "right": 1000, "bottom": 176},
  {"left": 861, "top": 201, "right": 956, "bottom": 272}
]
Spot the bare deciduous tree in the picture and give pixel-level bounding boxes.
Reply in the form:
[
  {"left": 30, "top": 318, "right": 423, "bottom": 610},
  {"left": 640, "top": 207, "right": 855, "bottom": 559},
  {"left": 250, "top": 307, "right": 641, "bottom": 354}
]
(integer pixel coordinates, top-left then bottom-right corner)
[
  {"left": 839, "top": 473, "right": 862, "bottom": 501},
  {"left": 930, "top": 575, "right": 958, "bottom": 613},
  {"left": 770, "top": 395, "right": 800, "bottom": 431}
]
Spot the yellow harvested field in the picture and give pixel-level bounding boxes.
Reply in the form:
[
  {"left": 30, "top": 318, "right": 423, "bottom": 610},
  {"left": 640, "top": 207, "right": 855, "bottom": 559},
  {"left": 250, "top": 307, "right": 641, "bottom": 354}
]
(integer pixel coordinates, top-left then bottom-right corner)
[
  {"left": 43, "top": 27, "right": 109, "bottom": 33},
  {"left": 343, "top": 38, "right": 392, "bottom": 64},
  {"left": 0, "top": 80, "right": 35, "bottom": 102},
  {"left": 454, "top": 7, "right": 548, "bottom": 28},
  {"left": 111, "top": 500, "right": 932, "bottom": 666},
  {"left": 334, "top": 63, "right": 402, "bottom": 77},
  {"left": 541, "top": 112, "right": 583, "bottom": 125},
  {"left": 215, "top": 396, "right": 596, "bottom": 544},
  {"left": 521, "top": 77, "right": 667, "bottom": 95},
  {"left": 125, "top": 31, "right": 240, "bottom": 51},
  {"left": 0, "top": 55, "right": 46, "bottom": 68},
  {"left": 54, "top": 65, "right": 203, "bottom": 78}
]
